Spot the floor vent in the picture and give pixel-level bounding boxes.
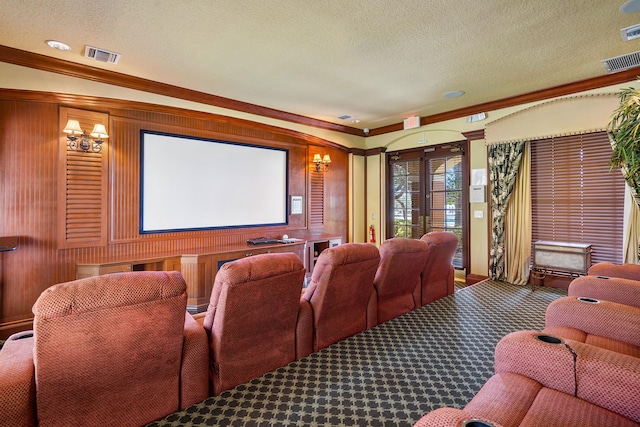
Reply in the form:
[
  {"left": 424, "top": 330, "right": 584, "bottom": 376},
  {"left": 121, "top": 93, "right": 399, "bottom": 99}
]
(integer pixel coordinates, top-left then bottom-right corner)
[
  {"left": 84, "top": 45, "right": 121, "bottom": 64},
  {"left": 602, "top": 50, "right": 640, "bottom": 73}
]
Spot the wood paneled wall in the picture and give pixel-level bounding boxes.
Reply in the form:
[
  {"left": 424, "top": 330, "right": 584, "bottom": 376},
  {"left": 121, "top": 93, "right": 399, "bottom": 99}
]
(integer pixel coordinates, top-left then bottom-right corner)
[{"left": 0, "top": 90, "right": 348, "bottom": 337}]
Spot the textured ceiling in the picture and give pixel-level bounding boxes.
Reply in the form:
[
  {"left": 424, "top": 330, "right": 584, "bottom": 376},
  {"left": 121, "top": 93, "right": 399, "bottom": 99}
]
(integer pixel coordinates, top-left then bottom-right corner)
[{"left": 2, "top": 0, "right": 640, "bottom": 130}]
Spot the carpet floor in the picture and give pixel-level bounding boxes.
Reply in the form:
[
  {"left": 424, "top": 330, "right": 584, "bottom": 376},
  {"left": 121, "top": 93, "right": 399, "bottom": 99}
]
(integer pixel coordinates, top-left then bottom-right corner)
[{"left": 149, "top": 281, "right": 566, "bottom": 427}]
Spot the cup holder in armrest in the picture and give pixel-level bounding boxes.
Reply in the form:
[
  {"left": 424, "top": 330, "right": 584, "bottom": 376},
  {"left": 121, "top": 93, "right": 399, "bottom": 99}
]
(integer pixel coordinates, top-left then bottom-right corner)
[
  {"left": 577, "top": 297, "right": 600, "bottom": 304},
  {"left": 594, "top": 276, "right": 611, "bottom": 279},
  {"left": 8, "top": 331, "right": 34, "bottom": 341},
  {"left": 462, "top": 419, "right": 496, "bottom": 427},
  {"left": 535, "top": 334, "right": 563, "bottom": 344}
]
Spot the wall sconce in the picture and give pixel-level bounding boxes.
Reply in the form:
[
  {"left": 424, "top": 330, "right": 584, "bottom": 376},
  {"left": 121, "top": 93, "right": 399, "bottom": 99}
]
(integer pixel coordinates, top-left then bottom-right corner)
[
  {"left": 313, "top": 153, "right": 331, "bottom": 172},
  {"left": 63, "top": 119, "right": 109, "bottom": 153}
]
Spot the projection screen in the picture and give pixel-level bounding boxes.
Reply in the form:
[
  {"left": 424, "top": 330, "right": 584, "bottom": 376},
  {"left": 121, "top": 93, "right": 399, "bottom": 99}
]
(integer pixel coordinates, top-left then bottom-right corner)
[{"left": 140, "top": 131, "right": 288, "bottom": 233}]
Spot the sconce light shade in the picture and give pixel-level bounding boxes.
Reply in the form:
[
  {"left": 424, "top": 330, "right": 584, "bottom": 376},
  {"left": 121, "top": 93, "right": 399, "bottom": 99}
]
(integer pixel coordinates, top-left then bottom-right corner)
[
  {"left": 90, "top": 123, "right": 109, "bottom": 139},
  {"left": 313, "top": 153, "right": 331, "bottom": 172},
  {"left": 63, "top": 119, "right": 106, "bottom": 153},
  {"left": 63, "top": 119, "right": 84, "bottom": 135}
]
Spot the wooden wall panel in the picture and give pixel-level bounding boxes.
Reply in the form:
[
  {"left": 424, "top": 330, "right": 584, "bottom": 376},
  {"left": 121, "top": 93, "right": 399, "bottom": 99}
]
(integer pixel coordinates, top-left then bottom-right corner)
[
  {"left": 58, "top": 107, "right": 109, "bottom": 248},
  {"left": 0, "top": 90, "right": 349, "bottom": 337},
  {"left": 0, "top": 100, "right": 60, "bottom": 330}
]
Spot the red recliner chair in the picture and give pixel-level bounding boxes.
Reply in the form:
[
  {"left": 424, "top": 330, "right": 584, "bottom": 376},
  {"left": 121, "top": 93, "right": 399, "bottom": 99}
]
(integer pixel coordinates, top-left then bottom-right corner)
[
  {"left": 414, "top": 330, "right": 640, "bottom": 426},
  {"left": 568, "top": 275, "right": 640, "bottom": 309},
  {"left": 203, "top": 252, "right": 306, "bottom": 395},
  {"left": 297, "top": 243, "right": 380, "bottom": 357},
  {"left": 543, "top": 295, "right": 640, "bottom": 358},
  {"left": 0, "top": 271, "right": 209, "bottom": 427},
  {"left": 419, "top": 231, "right": 458, "bottom": 305},
  {"left": 373, "top": 238, "right": 429, "bottom": 324},
  {"left": 588, "top": 261, "right": 640, "bottom": 281}
]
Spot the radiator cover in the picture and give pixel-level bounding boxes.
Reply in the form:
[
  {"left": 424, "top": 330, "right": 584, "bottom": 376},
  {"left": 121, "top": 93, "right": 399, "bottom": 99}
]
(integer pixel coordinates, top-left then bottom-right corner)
[{"left": 533, "top": 240, "right": 592, "bottom": 276}]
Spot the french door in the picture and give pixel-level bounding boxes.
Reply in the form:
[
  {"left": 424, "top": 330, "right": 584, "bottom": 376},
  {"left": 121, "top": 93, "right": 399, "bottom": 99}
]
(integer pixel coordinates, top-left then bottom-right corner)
[{"left": 387, "top": 142, "right": 468, "bottom": 269}]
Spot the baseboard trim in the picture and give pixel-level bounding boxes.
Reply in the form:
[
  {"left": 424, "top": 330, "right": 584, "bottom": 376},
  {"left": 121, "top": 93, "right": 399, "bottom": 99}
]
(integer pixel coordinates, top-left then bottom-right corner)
[{"left": 466, "top": 274, "right": 488, "bottom": 285}]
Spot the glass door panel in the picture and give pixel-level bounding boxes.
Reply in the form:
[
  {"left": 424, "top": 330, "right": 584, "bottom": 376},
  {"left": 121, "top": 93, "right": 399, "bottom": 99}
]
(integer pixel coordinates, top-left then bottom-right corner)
[
  {"left": 428, "top": 155, "right": 463, "bottom": 268},
  {"left": 390, "top": 158, "right": 423, "bottom": 238},
  {"left": 387, "top": 143, "right": 467, "bottom": 272}
]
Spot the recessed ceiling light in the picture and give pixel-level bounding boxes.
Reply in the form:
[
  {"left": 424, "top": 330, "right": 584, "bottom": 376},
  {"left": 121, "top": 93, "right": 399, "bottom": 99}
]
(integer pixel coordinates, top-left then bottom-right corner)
[
  {"left": 621, "top": 0, "right": 640, "bottom": 13},
  {"left": 46, "top": 40, "right": 71, "bottom": 51},
  {"left": 443, "top": 90, "right": 465, "bottom": 99}
]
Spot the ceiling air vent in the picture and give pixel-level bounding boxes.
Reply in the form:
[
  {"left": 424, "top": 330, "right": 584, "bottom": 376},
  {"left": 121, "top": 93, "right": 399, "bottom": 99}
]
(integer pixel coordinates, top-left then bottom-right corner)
[
  {"left": 337, "top": 115, "right": 353, "bottom": 120},
  {"left": 601, "top": 50, "right": 640, "bottom": 73},
  {"left": 84, "top": 45, "right": 121, "bottom": 64},
  {"left": 621, "top": 24, "right": 640, "bottom": 41}
]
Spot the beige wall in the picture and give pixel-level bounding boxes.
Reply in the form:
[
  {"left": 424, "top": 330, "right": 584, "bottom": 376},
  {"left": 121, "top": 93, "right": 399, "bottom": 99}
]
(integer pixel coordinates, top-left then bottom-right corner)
[
  {"left": 361, "top": 82, "right": 638, "bottom": 276},
  {"left": 469, "top": 138, "right": 489, "bottom": 276},
  {"left": 349, "top": 153, "right": 366, "bottom": 243}
]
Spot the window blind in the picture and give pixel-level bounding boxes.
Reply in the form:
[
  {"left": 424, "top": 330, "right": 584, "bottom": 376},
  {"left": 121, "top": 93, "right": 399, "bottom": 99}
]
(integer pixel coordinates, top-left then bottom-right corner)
[{"left": 530, "top": 132, "right": 625, "bottom": 264}]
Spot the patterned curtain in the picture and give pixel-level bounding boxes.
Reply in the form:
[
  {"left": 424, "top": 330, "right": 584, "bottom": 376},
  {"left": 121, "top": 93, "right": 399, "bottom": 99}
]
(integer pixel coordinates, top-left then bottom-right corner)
[{"left": 488, "top": 141, "right": 526, "bottom": 281}]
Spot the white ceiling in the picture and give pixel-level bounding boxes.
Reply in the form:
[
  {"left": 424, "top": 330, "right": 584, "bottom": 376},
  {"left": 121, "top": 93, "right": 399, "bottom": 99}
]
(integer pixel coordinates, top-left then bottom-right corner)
[{"left": 2, "top": 0, "right": 640, "bottom": 130}]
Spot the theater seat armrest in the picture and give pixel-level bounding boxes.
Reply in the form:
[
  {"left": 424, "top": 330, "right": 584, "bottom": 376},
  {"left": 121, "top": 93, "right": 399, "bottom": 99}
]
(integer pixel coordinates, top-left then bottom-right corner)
[
  {"left": 367, "top": 288, "right": 378, "bottom": 329},
  {"left": 296, "top": 300, "right": 313, "bottom": 359},
  {"left": 545, "top": 297, "right": 640, "bottom": 347},
  {"left": 568, "top": 275, "right": 640, "bottom": 309},
  {"left": 413, "top": 407, "right": 505, "bottom": 427},
  {"left": 588, "top": 262, "right": 640, "bottom": 281},
  {"left": 0, "top": 332, "right": 37, "bottom": 427},
  {"left": 180, "top": 313, "right": 210, "bottom": 408}
]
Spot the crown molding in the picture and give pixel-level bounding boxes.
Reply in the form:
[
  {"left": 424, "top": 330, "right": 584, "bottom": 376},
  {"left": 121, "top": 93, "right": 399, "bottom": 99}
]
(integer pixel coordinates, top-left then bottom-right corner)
[
  {"left": 2, "top": 44, "right": 638, "bottom": 138},
  {"left": 369, "top": 68, "right": 640, "bottom": 136},
  {"left": 0, "top": 45, "right": 363, "bottom": 136}
]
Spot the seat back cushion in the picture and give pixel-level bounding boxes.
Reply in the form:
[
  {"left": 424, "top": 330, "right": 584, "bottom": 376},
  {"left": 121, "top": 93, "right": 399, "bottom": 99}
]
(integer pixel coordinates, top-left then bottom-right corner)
[
  {"left": 32, "top": 271, "right": 187, "bottom": 427},
  {"left": 373, "top": 238, "right": 429, "bottom": 323},
  {"left": 305, "top": 243, "right": 380, "bottom": 351},
  {"left": 420, "top": 231, "right": 458, "bottom": 305},
  {"left": 204, "top": 252, "right": 305, "bottom": 395}
]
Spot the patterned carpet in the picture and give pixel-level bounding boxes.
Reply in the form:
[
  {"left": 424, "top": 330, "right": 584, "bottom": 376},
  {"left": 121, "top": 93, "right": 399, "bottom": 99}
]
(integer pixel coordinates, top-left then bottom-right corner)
[{"left": 149, "top": 281, "right": 566, "bottom": 427}]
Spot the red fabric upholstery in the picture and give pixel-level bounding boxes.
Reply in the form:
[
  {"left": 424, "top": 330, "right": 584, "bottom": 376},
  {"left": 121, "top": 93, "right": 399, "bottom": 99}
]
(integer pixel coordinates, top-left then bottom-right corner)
[
  {"left": 415, "top": 374, "right": 639, "bottom": 427},
  {"left": 588, "top": 262, "right": 640, "bottom": 281},
  {"left": 180, "top": 313, "right": 211, "bottom": 408},
  {"left": 545, "top": 296, "right": 640, "bottom": 348},
  {"left": 19, "top": 271, "right": 208, "bottom": 427},
  {"left": 373, "top": 238, "right": 429, "bottom": 324},
  {"left": 299, "top": 243, "right": 380, "bottom": 353},
  {"left": 569, "top": 275, "right": 640, "bottom": 309},
  {"left": 414, "top": 330, "right": 640, "bottom": 426},
  {"left": 541, "top": 325, "right": 640, "bottom": 358},
  {"left": 414, "top": 407, "right": 506, "bottom": 427},
  {"left": 203, "top": 252, "right": 306, "bottom": 395},
  {"left": 419, "top": 231, "right": 458, "bottom": 305},
  {"left": 0, "top": 331, "right": 36, "bottom": 427}
]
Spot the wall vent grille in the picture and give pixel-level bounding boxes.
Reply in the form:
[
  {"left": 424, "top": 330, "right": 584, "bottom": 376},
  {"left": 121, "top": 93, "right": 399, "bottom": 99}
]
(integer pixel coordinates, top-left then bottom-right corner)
[
  {"left": 84, "top": 45, "right": 121, "bottom": 64},
  {"left": 601, "top": 50, "right": 640, "bottom": 73},
  {"left": 621, "top": 24, "right": 640, "bottom": 41}
]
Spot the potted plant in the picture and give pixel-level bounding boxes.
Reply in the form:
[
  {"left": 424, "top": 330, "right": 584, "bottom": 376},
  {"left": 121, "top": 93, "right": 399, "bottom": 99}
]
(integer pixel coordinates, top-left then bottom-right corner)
[{"left": 608, "top": 83, "right": 640, "bottom": 208}]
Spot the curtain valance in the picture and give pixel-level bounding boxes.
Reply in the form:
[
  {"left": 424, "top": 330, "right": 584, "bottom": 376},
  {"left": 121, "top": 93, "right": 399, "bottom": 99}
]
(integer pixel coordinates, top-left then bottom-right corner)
[{"left": 485, "top": 93, "right": 619, "bottom": 145}]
